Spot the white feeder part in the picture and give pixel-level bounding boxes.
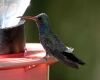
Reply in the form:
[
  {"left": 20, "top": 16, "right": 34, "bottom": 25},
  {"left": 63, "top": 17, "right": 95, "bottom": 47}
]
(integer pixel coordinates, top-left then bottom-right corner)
[{"left": 0, "top": 0, "right": 31, "bottom": 28}]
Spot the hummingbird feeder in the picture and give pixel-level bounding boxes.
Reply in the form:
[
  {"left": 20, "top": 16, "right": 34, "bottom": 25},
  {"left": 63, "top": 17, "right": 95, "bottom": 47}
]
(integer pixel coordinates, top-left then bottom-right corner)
[{"left": 0, "top": 0, "right": 57, "bottom": 80}]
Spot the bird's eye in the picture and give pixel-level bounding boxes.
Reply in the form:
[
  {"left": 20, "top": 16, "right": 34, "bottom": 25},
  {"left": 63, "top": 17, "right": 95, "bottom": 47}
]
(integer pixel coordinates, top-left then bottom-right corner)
[{"left": 38, "top": 17, "right": 42, "bottom": 20}]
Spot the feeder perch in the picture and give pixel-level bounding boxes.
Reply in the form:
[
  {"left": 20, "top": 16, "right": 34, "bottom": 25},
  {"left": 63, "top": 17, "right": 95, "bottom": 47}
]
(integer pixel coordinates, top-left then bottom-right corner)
[{"left": 0, "top": 43, "right": 57, "bottom": 80}]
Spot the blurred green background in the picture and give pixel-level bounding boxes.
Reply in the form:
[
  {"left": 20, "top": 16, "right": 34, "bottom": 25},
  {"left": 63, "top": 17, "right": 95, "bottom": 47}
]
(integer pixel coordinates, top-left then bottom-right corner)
[{"left": 24, "top": 0, "right": 100, "bottom": 80}]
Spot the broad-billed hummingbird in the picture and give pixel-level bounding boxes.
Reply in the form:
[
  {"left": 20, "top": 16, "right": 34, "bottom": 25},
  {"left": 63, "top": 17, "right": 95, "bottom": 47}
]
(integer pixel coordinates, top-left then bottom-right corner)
[{"left": 18, "top": 13, "right": 85, "bottom": 68}]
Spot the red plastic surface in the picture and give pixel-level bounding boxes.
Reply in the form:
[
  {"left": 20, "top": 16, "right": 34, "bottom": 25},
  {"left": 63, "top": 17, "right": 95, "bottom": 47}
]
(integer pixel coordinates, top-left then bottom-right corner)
[
  {"left": 0, "top": 64, "right": 49, "bottom": 80},
  {"left": 0, "top": 43, "right": 57, "bottom": 80}
]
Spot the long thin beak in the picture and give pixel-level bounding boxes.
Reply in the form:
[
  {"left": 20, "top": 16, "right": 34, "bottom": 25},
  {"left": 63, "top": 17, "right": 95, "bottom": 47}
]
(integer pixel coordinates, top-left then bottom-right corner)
[{"left": 17, "top": 16, "right": 36, "bottom": 21}]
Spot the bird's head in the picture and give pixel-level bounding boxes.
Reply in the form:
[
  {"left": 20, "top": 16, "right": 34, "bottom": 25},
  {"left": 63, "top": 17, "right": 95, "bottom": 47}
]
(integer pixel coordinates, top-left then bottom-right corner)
[{"left": 18, "top": 13, "right": 48, "bottom": 26}]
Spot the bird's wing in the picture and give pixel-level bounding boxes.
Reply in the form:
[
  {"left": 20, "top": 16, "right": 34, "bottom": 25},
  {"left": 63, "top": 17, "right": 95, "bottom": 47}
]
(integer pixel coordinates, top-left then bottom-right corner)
[
  {"left": 50, "top": 34, "right": 74, "bottom": 52},
  {"left": 40, "top": 35, "right": 85, "bottom": 68},
  {"left": 40, "top": 34, "right": 65, "bottom": 51},
  {"left": 52, "top": 35, "right": 85, "bottom": 64},
  {"left": 40, "top": 34, "right": 74, "bottom": 53}
]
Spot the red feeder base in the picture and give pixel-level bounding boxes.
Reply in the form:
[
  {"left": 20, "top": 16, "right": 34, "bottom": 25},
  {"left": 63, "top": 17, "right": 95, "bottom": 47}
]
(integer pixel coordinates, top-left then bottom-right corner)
[{"left": 0, "top": 43, "right": 57, "bottom": 80}]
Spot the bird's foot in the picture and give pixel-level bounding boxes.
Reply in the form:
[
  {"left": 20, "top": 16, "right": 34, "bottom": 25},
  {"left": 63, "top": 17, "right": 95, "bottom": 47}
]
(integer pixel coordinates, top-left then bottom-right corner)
[{"left": 43, "top": 54, "right": 49, "bottom": 62}]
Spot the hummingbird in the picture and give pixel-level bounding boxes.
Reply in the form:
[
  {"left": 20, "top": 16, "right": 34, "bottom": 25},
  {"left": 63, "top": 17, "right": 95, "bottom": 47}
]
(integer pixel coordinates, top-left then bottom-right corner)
[{"left": 18, "top": 13, "right": 85, "bottom": 68}]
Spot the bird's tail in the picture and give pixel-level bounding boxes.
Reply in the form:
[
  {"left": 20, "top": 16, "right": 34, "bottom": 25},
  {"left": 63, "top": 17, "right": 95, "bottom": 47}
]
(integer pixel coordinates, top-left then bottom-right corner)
[
  {"left": 62, "top": 52, "right": 85, "bottom": 68},
  {"left": 51, "top": 49, "right": 85, "bottom": 68}
]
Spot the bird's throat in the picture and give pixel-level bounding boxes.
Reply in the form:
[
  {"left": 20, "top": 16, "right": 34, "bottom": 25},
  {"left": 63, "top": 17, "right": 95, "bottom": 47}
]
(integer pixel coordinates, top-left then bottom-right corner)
[{"left": 38, "top": 23, "right": 52, "bottom": 35}]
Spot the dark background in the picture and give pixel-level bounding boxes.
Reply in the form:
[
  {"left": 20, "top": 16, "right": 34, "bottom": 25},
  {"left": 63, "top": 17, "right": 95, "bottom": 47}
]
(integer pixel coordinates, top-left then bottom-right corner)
[{"left": 25, "top": 0, "right": 100, "bottom": 80}]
